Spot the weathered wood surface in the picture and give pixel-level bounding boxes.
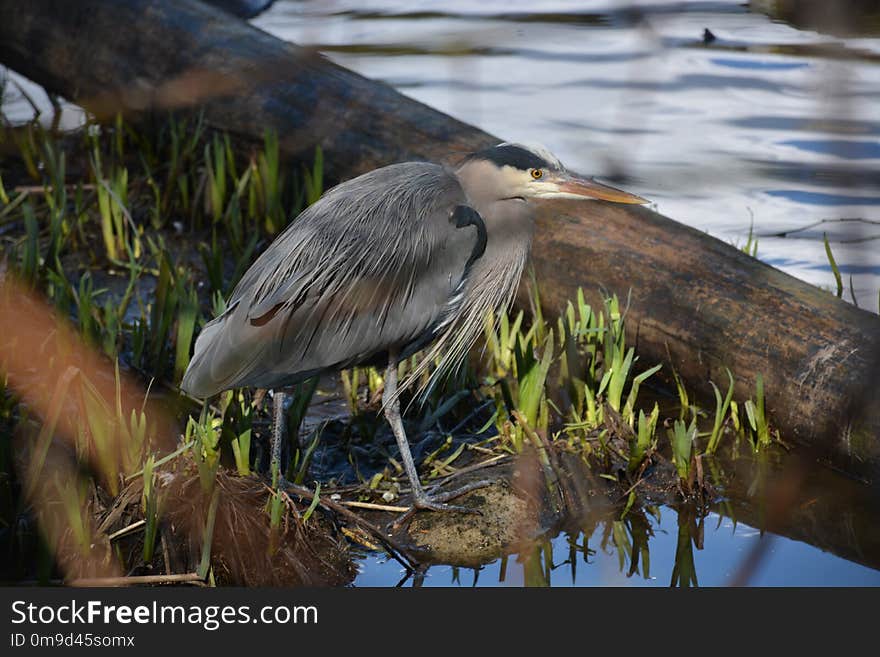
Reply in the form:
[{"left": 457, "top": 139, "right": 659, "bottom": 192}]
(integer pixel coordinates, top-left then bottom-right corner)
[
  {"left": 532, "top": 200, "right": 880, "bottom": 482},
  {"left": 1, "top": 0, "right": 878, "bottom": 482}
]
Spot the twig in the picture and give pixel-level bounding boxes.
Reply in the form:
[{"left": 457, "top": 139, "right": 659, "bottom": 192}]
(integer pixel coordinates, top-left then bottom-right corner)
[
  {"left": 107, "top": 519, "right": 146, "bottom": 541},
  {"left": 69, "top": 573, "right": 204, "bottom": 587},
  {"left": 340, "top": 526, "right": 380, "bottom": 551},
  {"left": 278, "top": 489, "right": 302, "bottom": 519},
  {"left": 161, "top": 534, "right": 172, "bottom": 576},
  {"left": 124, "top": 440, "right": 194, "bottom": 481},
  {"left": 762, "top": 216, "right": 880, "bottom": 239},
  {"left": 429, "top": 453, "right": 510, "bottom": 490},
  {"left": 618, "top": 476, "right": 645, "bottom": 501},
  {"left": 14, "top": 183, "right": 97, "bottom": 194},
  {"left": 95, "top": 486, "right": 141, "bottom": 536},
  {"left": 274, "top": 482, "right": 418, "bottom": 572},
  {"left": 339, "top": 500, "right": 410, "bottom": 513}
]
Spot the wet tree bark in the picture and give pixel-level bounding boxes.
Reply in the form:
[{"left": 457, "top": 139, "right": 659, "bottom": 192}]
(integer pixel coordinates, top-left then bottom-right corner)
[{"left": 0, "top": 0, "right": 878, "bottom": 482}]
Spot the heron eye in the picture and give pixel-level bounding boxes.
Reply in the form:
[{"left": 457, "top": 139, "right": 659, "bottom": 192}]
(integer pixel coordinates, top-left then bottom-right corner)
[{"left": 530, "top": 169, "right": 543, "bottom": 179}]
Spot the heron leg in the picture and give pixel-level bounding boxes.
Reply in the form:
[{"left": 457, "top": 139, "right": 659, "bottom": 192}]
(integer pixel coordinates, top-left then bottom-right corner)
[
  {"left": 382, "top": 354, "right": 488, "bottom": 517},
  {"left": 270, "top": 389, "right": 287, "bottom": 485}
]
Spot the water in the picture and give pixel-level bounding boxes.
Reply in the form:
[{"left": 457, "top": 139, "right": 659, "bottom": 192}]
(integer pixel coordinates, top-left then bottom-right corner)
[
  {"left": 250, "top": 0, "right": 880, "bottom": 586},
  {"left": 354, "top": 508, "right": 880, "bottom": 587},
  {"left": 253, "top": 0, "right": 880, "bottom": 309},
  {"left": 2, "top": 0, "right": 877, "bottom": 586}
]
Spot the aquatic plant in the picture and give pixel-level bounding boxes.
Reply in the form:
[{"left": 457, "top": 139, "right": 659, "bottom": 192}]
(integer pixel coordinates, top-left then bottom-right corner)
[
  {"left": 141, "top": 454, "right": 162, "bottom": 563},
  {"left": 628, "top": 404, "right": 659, "bottom": 476},
  {"left": 823, "top": 232, "right": 844, "bottom": 299},
  {"left": 705, "top": 368, "right": 735, "bottom": 455},
  {"left": 0, "top": 109, "right": 794, "bottom": 587},
  {"left": 484, "top": 286, "right": 664, "bottom": 468},
  {"left": 743, "top": 373, "right": 772, "bottom": 449}
]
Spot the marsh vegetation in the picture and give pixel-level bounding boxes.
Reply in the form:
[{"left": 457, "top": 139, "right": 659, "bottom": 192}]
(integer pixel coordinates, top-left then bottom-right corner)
[{"left": 2, "top": 109, "right": 841, "bottom": 587}]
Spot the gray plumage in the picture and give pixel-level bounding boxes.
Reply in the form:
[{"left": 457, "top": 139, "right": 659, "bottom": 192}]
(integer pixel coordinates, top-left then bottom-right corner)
[
  {"left": 180, "top": 142, "right": 646, "bottom": 512},
  {"left": 182, "top": 162, "right": 505, "bottom": 398}
]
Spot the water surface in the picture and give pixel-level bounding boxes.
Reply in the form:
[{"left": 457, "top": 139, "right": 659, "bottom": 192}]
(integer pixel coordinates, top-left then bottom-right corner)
[
  {"left": 355, "top": 507, "right": 880, "bottom": 587},
  {"left": 254, "top": 0, "right": 880, "bottom": 309},
  {"left": 252, "top": 1, "right": 880, "bottom": 586},
  {"left": 2, "top": 0, "right": 877, "bottom": 587}
]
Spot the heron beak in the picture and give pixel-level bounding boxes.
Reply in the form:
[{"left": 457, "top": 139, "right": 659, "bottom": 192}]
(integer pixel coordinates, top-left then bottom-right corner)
[{"left": 554, "top": 174, "right": 648, "bottom": 204}]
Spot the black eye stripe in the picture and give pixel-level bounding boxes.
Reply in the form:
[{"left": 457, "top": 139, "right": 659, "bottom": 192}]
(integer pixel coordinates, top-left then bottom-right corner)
[{"left": 466, "top": 144, "right": 553, "bottom": 171}]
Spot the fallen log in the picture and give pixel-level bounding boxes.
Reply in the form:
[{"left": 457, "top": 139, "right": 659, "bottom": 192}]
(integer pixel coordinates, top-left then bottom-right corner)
[{"left": 1, "top": 0, "right": 878, "bottom": 482}]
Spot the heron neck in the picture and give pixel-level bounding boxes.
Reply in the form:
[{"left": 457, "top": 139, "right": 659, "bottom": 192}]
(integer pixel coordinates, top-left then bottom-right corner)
[
  {"left": 454, "top": 160, "right": 536, "bottom": 244},
  {"left": 471, "top": 197, "right": 534, "bottom": 289}
]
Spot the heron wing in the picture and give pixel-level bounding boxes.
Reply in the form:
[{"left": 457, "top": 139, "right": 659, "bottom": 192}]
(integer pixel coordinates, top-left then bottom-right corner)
[{"left": 181, "top": 162, "right": 484, "bottom": 396}]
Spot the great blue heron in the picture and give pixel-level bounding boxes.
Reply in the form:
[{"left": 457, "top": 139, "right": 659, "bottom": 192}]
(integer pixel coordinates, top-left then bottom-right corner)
[{"left": 181, "top": 142, "right": 646, "bottom": 513}]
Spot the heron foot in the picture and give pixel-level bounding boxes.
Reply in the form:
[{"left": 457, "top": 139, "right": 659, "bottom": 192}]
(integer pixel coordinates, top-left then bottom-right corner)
[
  {"left": 421, "top": 479, "right": 494, "bottom": 509},
  {"left": 392, "top": 479, "right": 493, "bottom": 530}
]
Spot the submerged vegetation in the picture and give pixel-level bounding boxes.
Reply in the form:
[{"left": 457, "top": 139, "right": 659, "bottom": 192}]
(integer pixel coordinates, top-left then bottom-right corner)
[{"left": 0, "top": 110, "right": 788, "bottom": 586}]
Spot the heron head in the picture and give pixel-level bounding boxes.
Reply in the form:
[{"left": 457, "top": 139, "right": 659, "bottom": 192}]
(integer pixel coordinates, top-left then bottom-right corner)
[{"left": 459, "top": 142, "right": 648, "bottom": 205}]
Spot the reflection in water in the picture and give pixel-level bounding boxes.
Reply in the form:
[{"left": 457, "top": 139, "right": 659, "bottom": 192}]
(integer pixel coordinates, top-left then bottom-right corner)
[
  {"left": 749, "top": 160, "right": 879, "bottom": 190},
  {"left": 603, "top": 512, "right": 655, "bottom": 581},
  {"left": 366, "top": 501, "right": 880, "bottom": 587},
  {"left": 0, "top": 0, "right": 876, "bottom": 587},
  {"left": 710, "top": 57, "right": 809, "bottom": 70},
  {"left": 728, "top": 115, "right": 880, "bottom": 135},
  {"left": 780, "top": 139, "right": 880, "bottom": 159},
  {"left": 353, "top": 444, "right": 880, "bottom": 587},
  {"left": 522, "top": 542, "right": 553, "bottom": 588},
  {"left": 256, "top": 0, "right": 877, "bottom": 586},
  {"left": 2, "top": 1, "right": 877, "bottom": 301},
  {"left": 670, "top": 507, "right": 703, "bottom": 588},
  {"left": 254, "top": 0, "right": 880, "bottom": 307},
  {"left": 765, "top": 190, "right": 880, "bottom": 205}
]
